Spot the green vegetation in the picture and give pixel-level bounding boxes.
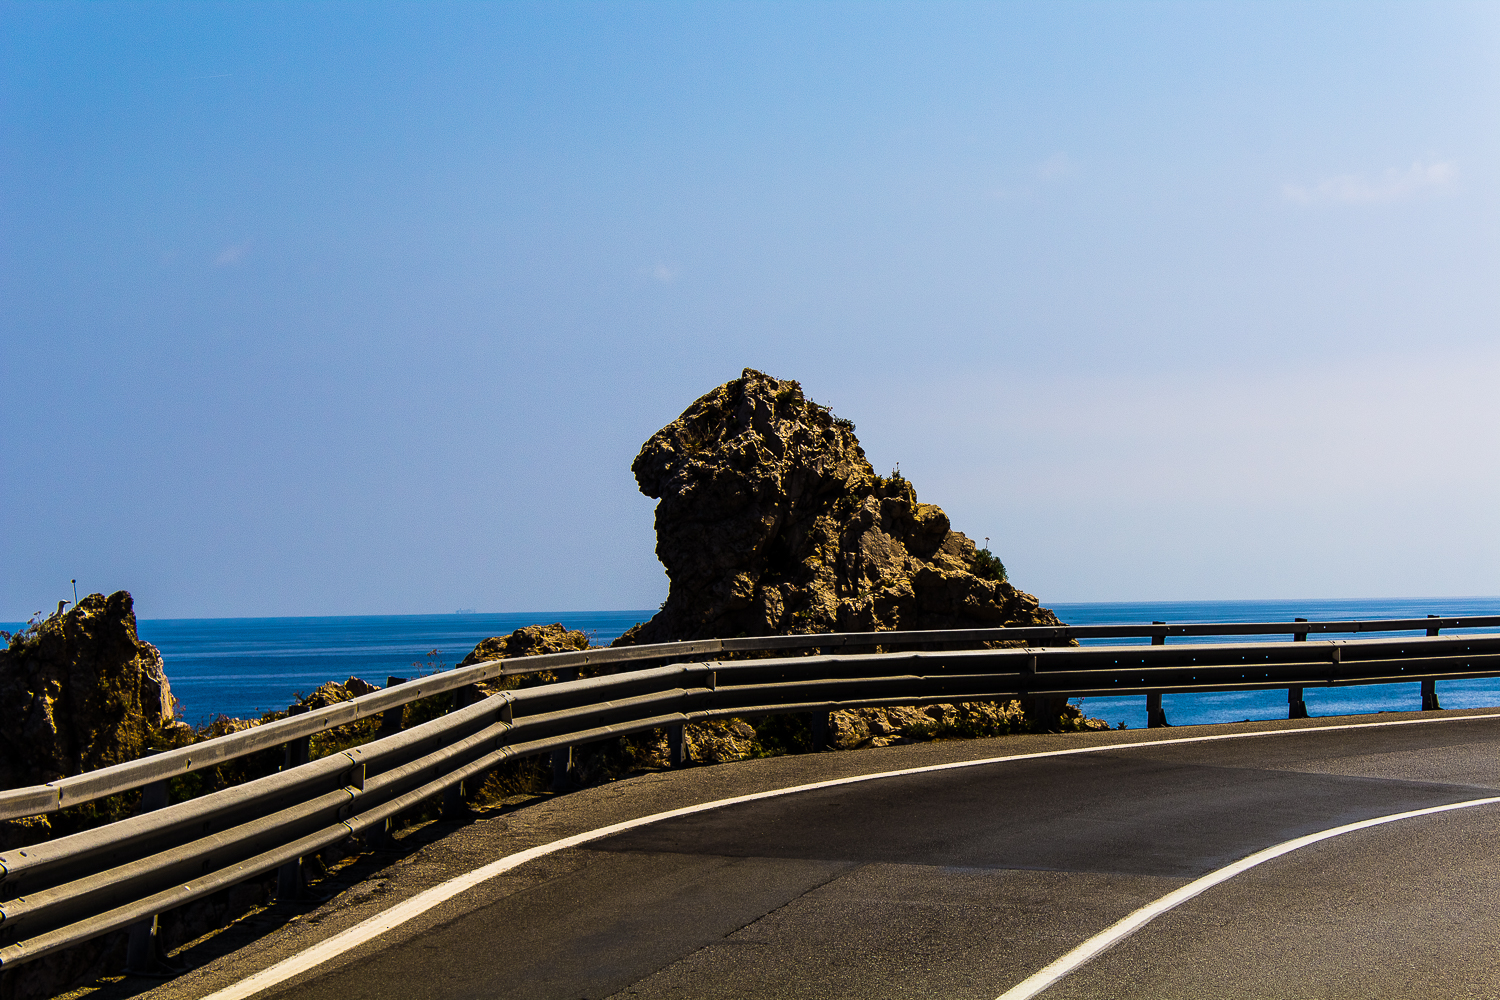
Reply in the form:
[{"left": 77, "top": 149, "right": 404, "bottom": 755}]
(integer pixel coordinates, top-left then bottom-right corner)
[
  {"left": 971, "top": 546, "right": 1007, "bottom": 583},
  {"left": 0, "top": 610, "right": 46, "bottom": 650}
]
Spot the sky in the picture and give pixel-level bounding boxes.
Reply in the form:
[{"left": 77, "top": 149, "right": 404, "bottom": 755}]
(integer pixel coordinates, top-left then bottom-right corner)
[{"left": 3, "top": 1, "right": 1498, "bottom": 620}]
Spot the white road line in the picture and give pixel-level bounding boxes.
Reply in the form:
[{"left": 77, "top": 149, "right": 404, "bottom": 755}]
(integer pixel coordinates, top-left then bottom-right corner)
[
  {"left": 994, "top": 794, "right": 1500, "bottom": 1000},
  {"left": 202, "top": 711, "right": 1500, "bottom": 1000}
]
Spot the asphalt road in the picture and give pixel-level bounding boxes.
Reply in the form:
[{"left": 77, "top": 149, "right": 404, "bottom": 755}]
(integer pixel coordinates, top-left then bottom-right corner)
[{"left": 190, "top": 713, "right": 1500, "bottom": 1000}]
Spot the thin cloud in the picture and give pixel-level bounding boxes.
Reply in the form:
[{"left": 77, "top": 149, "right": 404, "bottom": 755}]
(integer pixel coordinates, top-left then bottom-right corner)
[
  {"left": 646, "top": 264, "right": 679, "bottom": 284},
  {"left": 214, "top": 241, "right": 251, "bottom": 267},
  {"left": 1282, "top": 161, "right": 1456, "bottom": 205},
  {"left": 1033, "top": 152, "right": 1075, "bottom": 180},
  {"left": 984, "top": 153, "right": 1077, "bottom": 201}
]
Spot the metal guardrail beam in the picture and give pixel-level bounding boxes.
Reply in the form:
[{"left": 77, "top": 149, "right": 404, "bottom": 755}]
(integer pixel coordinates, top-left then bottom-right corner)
[
  {"left": 3, "top": 620, "right": 1500, "bottom": 971},
  {"left": 7, "top": 616, "right": 1499, "bottom": 821}
]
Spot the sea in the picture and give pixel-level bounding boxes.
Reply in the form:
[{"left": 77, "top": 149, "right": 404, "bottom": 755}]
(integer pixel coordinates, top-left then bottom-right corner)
[{"left": 8, "top": 597, "right": 1500, "bottom": 730}]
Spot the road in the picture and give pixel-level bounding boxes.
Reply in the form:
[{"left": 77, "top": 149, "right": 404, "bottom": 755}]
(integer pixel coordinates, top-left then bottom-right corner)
[{"left": 161, "top": 712, "right": 1500, "bottom": 1000}]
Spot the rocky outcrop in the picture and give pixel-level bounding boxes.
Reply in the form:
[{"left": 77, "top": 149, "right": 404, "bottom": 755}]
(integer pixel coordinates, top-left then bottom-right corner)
[
  {"left": 615, "top": 369, "right": 1065, "bottom": 645},
  {"left": 0, "top": 592, "right": 189, "bottom": 999},
  {"left": 296, "top": 676, "right": 379, "bottom": 710},
  {"left": 459, "top": 623, "right": 594, "bottom": 696},
  {"left": 0, "top": 591, "right": 177, "bottom": 793},
  {"left": 459, "top": 623, "right": 592, "bottom": 668},
  {"left": 673, "top": 719, "right": 759, "bottom": 764},
  {"left": 829, "top": 701, "right": 1108, "bottom": 748}
]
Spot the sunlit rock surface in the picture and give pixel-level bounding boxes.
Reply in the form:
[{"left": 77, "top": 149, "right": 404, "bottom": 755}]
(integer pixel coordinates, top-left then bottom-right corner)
[{"left": 615, "top": 368, "right": 1065, "bottom": 645}]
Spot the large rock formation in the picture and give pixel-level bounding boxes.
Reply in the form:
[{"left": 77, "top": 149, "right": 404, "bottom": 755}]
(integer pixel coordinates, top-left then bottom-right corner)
[
  {"left": 615, "top": 369, "right": 1065, "bottom": 645},
  {"left": 0, "top": 592, "right": 269, "bottom": 1000},
  {"left": 0, "top": 591, "right": 176, "bottom": 792}
]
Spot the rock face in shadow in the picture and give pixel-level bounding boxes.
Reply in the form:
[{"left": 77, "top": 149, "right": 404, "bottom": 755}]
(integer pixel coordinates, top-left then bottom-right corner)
[
  {"left": 0, "top": 591, "right": 176, "bottom": 793},
  {"left": 615, "top": 369, "right": 1065, "bottom": 645}
]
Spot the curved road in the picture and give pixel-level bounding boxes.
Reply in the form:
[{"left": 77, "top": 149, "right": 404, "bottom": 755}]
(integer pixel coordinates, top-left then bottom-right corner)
[{"left": 163, "top": 711, "right": 1500, "bottom": 1000}]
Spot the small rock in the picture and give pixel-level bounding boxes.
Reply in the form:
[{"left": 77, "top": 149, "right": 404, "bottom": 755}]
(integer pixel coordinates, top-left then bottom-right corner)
[{"left": 458, "top": 624, "right": 592, "bottom": 693}]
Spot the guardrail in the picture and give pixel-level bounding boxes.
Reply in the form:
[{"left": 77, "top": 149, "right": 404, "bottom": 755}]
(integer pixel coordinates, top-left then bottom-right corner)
[{"left": 2, "top": 614, "right": 1499, "bottom": 975}]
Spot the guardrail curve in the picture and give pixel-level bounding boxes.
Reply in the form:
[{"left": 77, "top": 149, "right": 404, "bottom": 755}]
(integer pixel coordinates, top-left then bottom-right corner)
[{"left": 2, "top": 614, "right": 1499, "bottom": 973}]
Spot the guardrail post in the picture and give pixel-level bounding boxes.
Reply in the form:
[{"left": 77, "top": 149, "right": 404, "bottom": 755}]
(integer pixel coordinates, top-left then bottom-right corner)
[
  {"left": 809, "top": 713, "right": 829, "bottom": 752},
  {"left": 125, "top": 915, "right": 161, "bottom": 974},
  {"left": 137, "top": 778, "right": 169, "bottom": 812},
  {"left": 443, "top": 686, "right": 478, "bottom": 817},
  {"left": 1146, "top": 693, "right": 1167, "bottom": 728},
  {"left": 548, "top": 668, "right": 581, "bottom": 791},
  {"left": 667, "top": 724, "right": 686, "bottom": 767},
  {"left": 125, "top": 778, "right": 170, "bottom": 974},
  {"left": 1289, "top": 618, "right": 1309, "bottom": 719},
  {"left": 282, "top": 704, "right": 311, "bottom": 770},
  {"left": 277, "top": 704, "right": 311, "bottom": 901},
  {"left": 380, "top": 677, "right": 408, "bottom": 736},
  {"left": 1147, "top": 624, "right": 1168, "bottom": 727},
  {"left": 1422, "top": 616, "right": 1442, "bottom": 710},
  {"left": 550, "top": 746, "right": 573, "bottom": 792}
]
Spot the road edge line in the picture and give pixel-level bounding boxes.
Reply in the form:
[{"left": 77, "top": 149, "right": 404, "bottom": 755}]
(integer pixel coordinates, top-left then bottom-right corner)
[
  {"left": 994, "top": 795, "right": 1500, "bottom": 1000},
  {"left": 201, "top": 711, "right": 1500, "bottom": 1000}
]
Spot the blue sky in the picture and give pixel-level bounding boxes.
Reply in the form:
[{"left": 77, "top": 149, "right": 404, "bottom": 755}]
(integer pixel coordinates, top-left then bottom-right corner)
[{"left": 3, "top": 2, "right": 1498, "bottom": 619}]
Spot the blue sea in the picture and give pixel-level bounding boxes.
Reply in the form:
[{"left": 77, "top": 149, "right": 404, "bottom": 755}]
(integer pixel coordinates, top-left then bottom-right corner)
[
  {"left": 133, "top": 611, "right": 653, "bottom": 725},
  {"left": 1059, "top": 597, "right": 1500, "bottom": 729},
  {"left": 8, "top": 598, "right": 1500, "bottom": 729}
]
